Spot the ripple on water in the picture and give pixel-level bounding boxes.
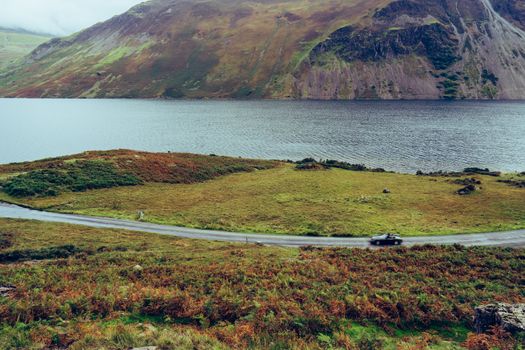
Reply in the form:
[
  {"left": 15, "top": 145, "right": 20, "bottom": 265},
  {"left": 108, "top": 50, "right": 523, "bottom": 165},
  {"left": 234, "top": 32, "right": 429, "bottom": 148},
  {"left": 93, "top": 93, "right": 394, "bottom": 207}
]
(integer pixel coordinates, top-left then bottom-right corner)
[{"left": 0, "top": 99, "right": 524, "bottom": 173}]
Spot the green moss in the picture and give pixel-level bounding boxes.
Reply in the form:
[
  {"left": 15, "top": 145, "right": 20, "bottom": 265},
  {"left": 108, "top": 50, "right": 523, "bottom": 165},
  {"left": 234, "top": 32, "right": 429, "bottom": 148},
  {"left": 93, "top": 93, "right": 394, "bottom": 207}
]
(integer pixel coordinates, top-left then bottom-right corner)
[
  {"left": 290, "top": 37, "right": 324, "bottom": 71},
  {"left": 93, "top": 42, "right": 154, "bottom": 70},
  {"left": 439, "top": 77, "right": 460, "bottom": 99},
  {"left": 481, "top": 84, "right": 498, "bottom": 99}
]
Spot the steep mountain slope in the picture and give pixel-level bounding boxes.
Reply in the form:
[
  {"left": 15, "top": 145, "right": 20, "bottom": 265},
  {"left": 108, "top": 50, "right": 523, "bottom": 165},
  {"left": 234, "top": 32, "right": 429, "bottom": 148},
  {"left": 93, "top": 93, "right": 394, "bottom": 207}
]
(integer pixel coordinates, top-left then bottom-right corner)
[
  {"left": 1, "top": 0, "right": 525, "bottom": 99},
  {"left": 0, "top": 28, "right": 52, "bottom": 69},
  {"left": 297, "top": 0, "right": 525, "bottom": 99}
]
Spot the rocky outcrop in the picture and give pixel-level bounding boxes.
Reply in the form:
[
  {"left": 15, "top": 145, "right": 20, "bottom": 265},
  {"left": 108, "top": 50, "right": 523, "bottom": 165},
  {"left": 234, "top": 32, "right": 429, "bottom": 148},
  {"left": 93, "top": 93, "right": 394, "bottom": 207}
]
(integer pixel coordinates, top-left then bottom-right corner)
[
  {"left": 293, "top": 0, "right": 525, "bottom": 100},
  {"left": 474, "top": 303, "right": 525, "bottom": 334},
  {"left": 491, "top": 0, "right": 525, "bottom": 31},
  {"left": 497, "top": 179, "right": 525, "bottom": 188},
  {"left": 457, "top": 184, "right": 478, "bottom": 195},
  {"left": 311, "top": 24, "right": 459, "bottom": 70},
  {"left": 0, "top": 286, "right": 15, "bottom": 297},
  {"left": 453, "top": 178, "right": 482, "bottom": 186}
]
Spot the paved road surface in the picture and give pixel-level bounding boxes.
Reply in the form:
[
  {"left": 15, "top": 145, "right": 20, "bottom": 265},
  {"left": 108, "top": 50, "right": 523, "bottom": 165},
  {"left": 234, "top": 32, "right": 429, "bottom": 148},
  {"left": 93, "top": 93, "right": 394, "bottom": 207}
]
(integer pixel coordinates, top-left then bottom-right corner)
[{"left": 1, "top": 202, "right": 524, "bottom": 247}]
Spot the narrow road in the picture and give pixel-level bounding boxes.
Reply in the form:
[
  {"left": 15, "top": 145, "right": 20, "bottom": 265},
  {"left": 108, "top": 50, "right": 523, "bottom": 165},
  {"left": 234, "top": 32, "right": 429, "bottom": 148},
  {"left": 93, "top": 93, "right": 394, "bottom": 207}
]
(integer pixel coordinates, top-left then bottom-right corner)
[{"left": 1, "top": 202, "right": 524, "bottom": 247}]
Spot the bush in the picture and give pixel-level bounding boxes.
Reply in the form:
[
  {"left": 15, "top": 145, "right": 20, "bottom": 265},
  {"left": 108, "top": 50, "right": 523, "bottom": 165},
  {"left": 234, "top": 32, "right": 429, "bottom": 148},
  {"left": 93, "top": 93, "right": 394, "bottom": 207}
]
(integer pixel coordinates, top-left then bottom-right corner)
[
  {"left": 0, "top": 245, "right": 84, "bottom": 263},
  {"left": 295, "top": 158, "right": 385, "bottom": 172},
  {"left": 0, "top": 232, "right": 14, "bottom": 250},
  {"left": 463, "top": 168, "right": 501, "bottom": 177},
  {"left": 356, "top": 335, "right": 384, "bottom": 350},
  {"left": 2, "top": 160, "right": 142, "bottom": 198}
]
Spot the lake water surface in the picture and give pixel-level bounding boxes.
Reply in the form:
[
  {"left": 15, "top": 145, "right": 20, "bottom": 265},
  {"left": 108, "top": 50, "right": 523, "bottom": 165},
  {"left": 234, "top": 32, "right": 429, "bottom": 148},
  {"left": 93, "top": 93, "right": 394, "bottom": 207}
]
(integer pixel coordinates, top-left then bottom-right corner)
[{"left": 1, "top": 99, "right": 524, "bottom": 173}]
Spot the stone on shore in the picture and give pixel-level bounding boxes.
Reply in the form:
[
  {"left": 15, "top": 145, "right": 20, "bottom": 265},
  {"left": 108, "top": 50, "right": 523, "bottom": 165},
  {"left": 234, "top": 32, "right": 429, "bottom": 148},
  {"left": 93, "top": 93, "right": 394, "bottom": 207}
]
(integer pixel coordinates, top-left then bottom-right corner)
[{"left": 474, "top": 303, "right": 525, "bottom": 334}]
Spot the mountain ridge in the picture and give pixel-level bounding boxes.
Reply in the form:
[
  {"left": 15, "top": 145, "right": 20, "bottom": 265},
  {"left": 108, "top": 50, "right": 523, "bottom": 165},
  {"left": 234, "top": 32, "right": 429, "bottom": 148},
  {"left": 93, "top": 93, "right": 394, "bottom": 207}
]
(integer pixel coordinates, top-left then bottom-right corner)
[{"left": 1, "top": 0, "right": 525, "bottom": 99}]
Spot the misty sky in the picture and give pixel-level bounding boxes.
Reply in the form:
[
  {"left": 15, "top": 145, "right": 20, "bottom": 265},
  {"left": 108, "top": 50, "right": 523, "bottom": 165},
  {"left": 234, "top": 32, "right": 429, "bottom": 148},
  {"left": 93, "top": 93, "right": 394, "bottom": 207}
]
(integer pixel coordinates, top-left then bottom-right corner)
[{"left": 0, "top": 0, "right": 144, "bottom": 36}]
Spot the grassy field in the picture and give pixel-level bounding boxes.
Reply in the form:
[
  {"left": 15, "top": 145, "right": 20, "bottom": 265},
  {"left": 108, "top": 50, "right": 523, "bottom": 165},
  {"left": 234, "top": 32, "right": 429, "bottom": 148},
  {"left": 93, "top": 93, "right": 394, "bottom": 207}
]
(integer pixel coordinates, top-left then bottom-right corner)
[
  {"left": 0, "top": 29, "right": 51, "bottom": 69},
  {"left": 0, "top": 150, "right": 524, "bottom": 237},
  {"left": 0, "top": 219, "right": 523, "bottom": 349}
]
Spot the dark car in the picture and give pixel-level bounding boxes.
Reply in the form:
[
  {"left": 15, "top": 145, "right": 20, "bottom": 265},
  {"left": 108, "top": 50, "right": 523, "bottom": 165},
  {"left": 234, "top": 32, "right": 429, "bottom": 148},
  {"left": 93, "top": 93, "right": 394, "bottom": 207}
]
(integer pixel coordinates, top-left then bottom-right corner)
[{"left": 370, "top": 233, "right": 403, "bottom": 246}]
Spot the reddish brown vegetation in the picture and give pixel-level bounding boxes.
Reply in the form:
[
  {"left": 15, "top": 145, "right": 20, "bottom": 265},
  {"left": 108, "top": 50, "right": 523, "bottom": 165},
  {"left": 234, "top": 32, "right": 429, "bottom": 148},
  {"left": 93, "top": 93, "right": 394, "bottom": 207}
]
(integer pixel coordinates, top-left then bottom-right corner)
[
  {"left": 0, "top": 149, "right": 277, "bottom": 184},
  {"left": 0, "top": 242, "right": 523, "bottom": 348},
  {"left": 464, "top": 327, "right": 517, "bottom": 350}
]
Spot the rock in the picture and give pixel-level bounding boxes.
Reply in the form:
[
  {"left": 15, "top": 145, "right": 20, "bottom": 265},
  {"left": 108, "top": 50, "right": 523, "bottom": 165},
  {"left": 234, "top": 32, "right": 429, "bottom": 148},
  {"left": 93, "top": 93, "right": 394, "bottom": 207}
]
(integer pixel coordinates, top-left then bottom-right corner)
[
  {"left": 498, "top": 179, "right": 525, "bottom": 188},
  {"left": 133, "top": 265, "right": 144, "bottom": 272},
  {"left": 383, "top": 188, "right": 391, "bottom": 194},
  {"left": 474, "top": 303, "right": 525, "bottom": 334},
  {"left": 453, "top": 178, "right": 482, "bottom": 186},
  {"left": 0, "top": 286, "right": 15, "bottom": 297},
  {"left": 457, "top": 184, "right": 477, "bottom": 195}
]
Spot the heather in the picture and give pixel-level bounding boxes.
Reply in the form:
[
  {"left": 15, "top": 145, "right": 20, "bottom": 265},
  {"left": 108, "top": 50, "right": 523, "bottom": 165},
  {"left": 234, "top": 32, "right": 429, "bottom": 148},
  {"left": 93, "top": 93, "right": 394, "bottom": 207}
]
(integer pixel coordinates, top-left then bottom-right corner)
[{"left": 0, "top": 219, "right": 522, "bottom": 349}]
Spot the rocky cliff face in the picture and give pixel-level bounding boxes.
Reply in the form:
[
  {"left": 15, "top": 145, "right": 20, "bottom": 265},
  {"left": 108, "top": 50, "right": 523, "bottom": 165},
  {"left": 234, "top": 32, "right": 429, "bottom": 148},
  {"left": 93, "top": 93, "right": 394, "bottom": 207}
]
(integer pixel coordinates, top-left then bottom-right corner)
[
  {"left": 491, "top": 0, "right": 525, "bottom": 30},
  {"left": 293, "top": 0, "right": 525, "bottom": 99},
  {"left": 1, "top": 0, "right": 525, "bottom": 99}
]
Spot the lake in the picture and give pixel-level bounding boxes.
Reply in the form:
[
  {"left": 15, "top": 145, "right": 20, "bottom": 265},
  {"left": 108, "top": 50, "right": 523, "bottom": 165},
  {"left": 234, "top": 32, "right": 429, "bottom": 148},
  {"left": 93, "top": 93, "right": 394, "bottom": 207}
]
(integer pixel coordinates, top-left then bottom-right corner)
[{"left": 1, "top": 99, "right": 524, "bottom": 173}]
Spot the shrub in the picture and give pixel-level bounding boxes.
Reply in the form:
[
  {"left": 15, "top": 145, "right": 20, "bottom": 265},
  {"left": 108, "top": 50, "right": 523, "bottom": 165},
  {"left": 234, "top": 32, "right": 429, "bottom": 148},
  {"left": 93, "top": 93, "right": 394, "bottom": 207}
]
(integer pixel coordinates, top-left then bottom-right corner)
[
  {"left": 295, "top": 158, "right": 385, "bottom": 172},
  {"left": 2, "top": 160, "right": 142, "bottom": 198},
  {"left": 0, "top": 232, "right": 14, "bottom": 250},
  {"left": 356, "top": 334, "right": 384, "bottom": 350},
  {"left": 0, "top": 245, "right": 84, "bottom": 263},
  {"left": 463, "top": 168, "right": 501, "bottom": 177}
]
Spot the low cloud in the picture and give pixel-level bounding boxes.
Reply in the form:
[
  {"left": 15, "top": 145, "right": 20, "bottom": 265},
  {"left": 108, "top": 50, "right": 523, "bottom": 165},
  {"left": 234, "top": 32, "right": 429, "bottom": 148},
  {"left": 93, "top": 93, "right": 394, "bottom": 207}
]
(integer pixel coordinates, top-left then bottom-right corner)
[{"left": 0, "top": 0, "right": 144, "bottom": 36}]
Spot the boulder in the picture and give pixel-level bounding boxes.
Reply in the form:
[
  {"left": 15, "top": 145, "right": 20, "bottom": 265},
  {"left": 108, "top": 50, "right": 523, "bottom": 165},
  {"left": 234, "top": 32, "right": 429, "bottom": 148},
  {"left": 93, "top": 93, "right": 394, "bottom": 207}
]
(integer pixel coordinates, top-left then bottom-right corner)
[
  {"left": 474, "top": 303, "right": 525, "bottom": 334},
  {"left": 453, "top": 178, "right": 482, "bottom": 186},
  {"left": 457, "top": 184, "right": 477, "bottom": 195},
  {"left": 498, "top": 179, "right": 525, "bottom": 188},
  {"left": 0, "top": 286, "right": 15, "bottom": 297}
]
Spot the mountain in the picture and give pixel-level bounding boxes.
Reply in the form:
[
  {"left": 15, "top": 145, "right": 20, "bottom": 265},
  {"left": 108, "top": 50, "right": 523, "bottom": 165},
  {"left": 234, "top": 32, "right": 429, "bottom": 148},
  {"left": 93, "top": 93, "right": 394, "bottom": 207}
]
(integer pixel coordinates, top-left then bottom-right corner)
[
  {"left": 0, "top": 28, "right": 52, "bottom": 70},
  {"left": 1, "top": 0, "right": 525, "bottom": 99}
]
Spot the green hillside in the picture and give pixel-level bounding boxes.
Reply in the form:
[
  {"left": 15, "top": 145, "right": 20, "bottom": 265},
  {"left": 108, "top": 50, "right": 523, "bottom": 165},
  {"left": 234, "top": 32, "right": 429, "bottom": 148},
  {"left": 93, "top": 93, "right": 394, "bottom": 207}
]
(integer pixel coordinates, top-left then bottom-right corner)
[{"left": 0, "top": 29, "right": 51, "bottom": 69}]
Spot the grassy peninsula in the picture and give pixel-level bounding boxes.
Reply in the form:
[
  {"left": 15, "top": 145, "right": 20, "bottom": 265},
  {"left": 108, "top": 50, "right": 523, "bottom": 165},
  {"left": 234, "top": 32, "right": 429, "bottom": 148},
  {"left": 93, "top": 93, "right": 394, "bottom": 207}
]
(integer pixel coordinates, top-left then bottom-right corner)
[{"left": 0, "top": 150, "right": 524, "bottom": 237}]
